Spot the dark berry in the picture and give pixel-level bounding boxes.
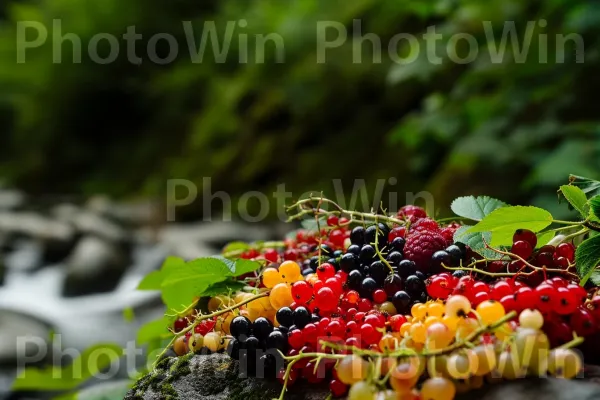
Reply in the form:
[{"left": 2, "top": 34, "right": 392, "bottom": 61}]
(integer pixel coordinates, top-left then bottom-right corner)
[
  {"left": 275, "top": 326, "right": 289, "bottom": 335},
  {"left": 266, "top": 330, "right": 288, "bottom": 353},
  {"left": 347, "top": 270, "right": 364, "bottom": 290},
  {"left": 333, "top": 250, "right": 343, "bottom": 257},
  {"left": 293, "top": 307, "right": 312, "bottom": 329},
  {"left": 350, "top": 226, "right": 366, "bottom": 246},
  {"left": 452, "top": 270, "right": 468, "bottom": 279},
  {"left": 390, "top": 237, "right": 406, "bottom": 253},
  {"left": 340, "top": 253, "right": 359, "bottom": 273},
  {"left": 245, "top": 336, "right": 261, "bottom": 354},
  {"left": 404, "top": 231, "right": 447, "bottom": 272},
  {"left": 383, "top": 274, "right": 404, "bottom": 296},
  {"left": 346, "top": 245, "right": 361, "bottom": 256},
  {"left": 309, "top": 256, "right": 320, "bottom": 270},
  {"left": 173, "top": 318, "right": 188, "bottom": 333},
  {"left": 369, "top": 261, "right": 388, "bottom": 284},
  {"left": 253, "top": 317, "right": 274, "bottom": 341},
  {"left": 386, "top": 251, "right": 403, "bottom": 265},
  {"left": 359, "top": 245, "right": 376, "bottom": 262},
  {"left": 227, "top": 338, "right": 241, "bottom": 360},
  {"left": 365, "top": 223, "right": 389, "bottom": 247},
  {"left": 430, "top": 250, "right": 451, "bottom": 273},
  {"left": 392, "top": 291, "right": 411, "bottom": 314},
  {"left": 327, "top": 258, "right": 340, "bottom": 270},
  {"left": 405, "top": 275, "right": 425, "bottom": 296},
  {"left": 360, "top": 277, "right": 378, "bottom": 298},
  {"left": 302, "top": 268, "right": 315, "bottom": 276},
  {"left": 230, "top": 316, "right": 252, "bottom": 338},
  {"left": 397, "top": 260, "right": 416, "bottom": 278},
  {"left": 275, "top": 307, "right": 294, "bottom": 328},
  {"left": 415, "top": 271, "right": 426, "bottom": 280},
  {"left": 445, "top": 245, "right": 464, "bottom": 265},
  {"left": 317, "top": 244, "right": 333, "bottom": 257},
  {"left": 513, "top": 229, "right": 537, "bottom": 248}
]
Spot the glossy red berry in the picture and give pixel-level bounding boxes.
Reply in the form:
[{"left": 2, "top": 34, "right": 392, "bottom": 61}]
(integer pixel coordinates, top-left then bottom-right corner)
[
  {"left": 263, "top": 248, "right": 279, "bottom": 263},
  {"left": 535, "top": 284, "right": 557, "bottom": 313},
  {"left": 511, "top": 240, "right": 533, "bottom": 260},
  {"left": 427, "top": 276, "right": 453, "bottom": 299},
  {"left": 302, "top": 323, "right": 318, "bottom": 345},
  {"left": 554, "top": 256, "right": 570, "bottom": 269},
  {"left": 571, "top": 307, "right": 597, "bottom": 336},
  {"left": 372, "top": 289, "right": 387, "bottom": 304},
  {"left": 329, "top": 229, "right": 345, "bottom": 247},
  {"left": 317, "top": 263, "right": 336, "bottom": 281},
  {"left": 283, "top": 248, "right": 299, "bottom": 261},
  {"left": 500, "top": 295, "right": 518, "bottom": 314},
  {"left": 315, "top": 287, "right": 338, "bottom": 311},
  {"left": 327, "top": 215, "right": 340, "bottom": 227},
  {"left": 555, "top": 286, "right": 578, "bottom": 315},
  {"left": 567, "top": 284, "right": 587, "bottom": 305},
  {"left": 472, "top": 291, "right": 490, "bottom": 306},
  {"left": 303, "top": 362, "right": 324, "bottom": 383},
  {"left": 491, "top": 281, "right": 513, "bottom": 301},
  {"left": 292, "top": 281, "right": 313, "bottom": 304},
  {"left": 360, "top": 323, "right": 381, "bottom": 345},
  {"left": 358, "top": 298, "right": 372, "bottom": 312},
  {"left": 389, "top": 314, "right": 407, "bottom": 331},
  {"left": 514, "top": 287, "right": 537, "bottom": 311},
  {"left": 555, "top": 243, "right": 576, "bottom": 262},
  {"left": 388, "top": 227, "right": 406, "bottom": 241},
  {"left": 288, "top": 329, "right": 304, "bottom": 349},
  {"left": 174, "top": 317, "right": 189, "bottom": 332},
  {"left": 277, "top": 367, "right": 298, "bottom": 386},
  {"left": 325, "top": 277, "right": 344, "bottom": 297},
  {"left": 513, "top": 229, "right": 537, "bottom": 248},
  {"left": 330, "top": 379, "right": 348, "bottom": 397}
]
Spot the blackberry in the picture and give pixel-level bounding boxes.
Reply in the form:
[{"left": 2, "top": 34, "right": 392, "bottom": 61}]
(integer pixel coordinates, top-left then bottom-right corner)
[
  {"left": 386, "top": 251, "right": 403, "bottom": 265},
  {"left": 347, "top": 270, "right": 364, "bottom": 290},
  {"left": 340, "top": 253, "right": 359, "bottom": 272},
  {"left": 369, "top": 260, "right": 388, "bottom": 284},
  {"left": 360, "top": 244, "right": 376, "bottom": 262},
  {"left": 390, "top": 237, "right": 406, "bottom": 253},
  {"left": 405, "top": 275, "right": 425, "bottom": 296},
  {"left": 392, "top": 290, "right": 411, "bottom": 314},
  {"left": 293, "top": 307, "right": 311, "bottom": 329},
  {"left": 398, "top": 260, "right": 417, "bottom": 279},
  {"left": 275, "top": 307, "right": 294, "bottom": 328},
  {"left": 350, "top": 226, "right": 366, "bottom": 246}
]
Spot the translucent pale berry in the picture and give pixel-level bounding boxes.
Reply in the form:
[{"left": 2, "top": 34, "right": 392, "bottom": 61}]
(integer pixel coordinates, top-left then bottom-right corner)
[
  {"left": 519, "top": 309, "right": 544, "bottom": 330},
  {"left": 420, "top": 377, "right": 456, "bottom": 400},
  {"left": 445, "top": 295, "right": 471, "bottom": 318}
]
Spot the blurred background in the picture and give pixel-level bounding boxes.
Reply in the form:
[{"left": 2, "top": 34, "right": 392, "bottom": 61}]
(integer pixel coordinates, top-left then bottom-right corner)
[{"left": 0, "top": 0, "right": 599, "bottom": 398}]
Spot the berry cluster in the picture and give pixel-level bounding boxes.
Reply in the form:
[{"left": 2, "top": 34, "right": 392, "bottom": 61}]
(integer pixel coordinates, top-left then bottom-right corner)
[{"left": 166, "top": 208, "right": 590, "bottom": 400}]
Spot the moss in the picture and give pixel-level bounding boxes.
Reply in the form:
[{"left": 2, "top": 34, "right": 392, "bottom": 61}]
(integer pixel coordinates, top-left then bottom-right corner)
[{"left": 159, "top": 383, "right": 178, "bottom": 400}]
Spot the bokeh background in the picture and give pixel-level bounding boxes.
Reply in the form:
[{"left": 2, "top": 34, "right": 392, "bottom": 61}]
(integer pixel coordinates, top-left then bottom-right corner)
[{"left": 0, "top": 0, "right": 600, "bottom": 398}]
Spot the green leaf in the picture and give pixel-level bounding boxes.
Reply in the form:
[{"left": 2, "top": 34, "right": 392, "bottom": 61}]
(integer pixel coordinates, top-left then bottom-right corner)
[
  {"left": 468, "top": 206, "right": 553, "bottom": 238},
  {"left": 559, "top": 185, "right": 589, "bottom": 217},
  {"left": 590, "top": 270, "right": 600, "bottom": 286},
  {"left": 122, "top": 307, "right": 135, "bottom": 323},
  {"left": 137, "top": 318, "right": 170, "bottom": 345},
  {"left": 13, "top": 343, "right": 123, "bottom": 391},
  {"left": 450, "top": 196, "right": 507, "bottom": 221},
  {"left": 569, "top": 175, "right": 600, "bottom": 198},
  {"left": 222, "top": 241, "right": 250, "bottom": 253},
  {"left": 75, "top": 380, "right": 132, "bottom": 400},
  {"left": 454, "top": 226, "right": 497, "bottom": 259},
  {"left": 137, "top": 270, "right": 164, "bottom": 291},
  {"left": 576, "top": 235, "right": 600, "bottom": 285},
  {"left": 203, "top": 279, "right": 246, "bottom": 297},
  {"left": 536, "top": 231, "right": 556, "bottom": 248},
  {"left": 590, "top": 195, "right": 600, "bottom": 220}
]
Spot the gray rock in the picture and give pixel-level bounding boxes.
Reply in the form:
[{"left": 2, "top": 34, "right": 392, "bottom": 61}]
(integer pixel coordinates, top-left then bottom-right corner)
[
  {"left": 0, "top": 310, "right": 51, "bottom": 365},
  {"left": 126, "top": 353, "right": 600, "bottom": 400},
  {"left": 0, "top": 255, "right": 4, "bottom": 286},
  {"left": 54, "top": 207, "right": 129, "bottom": 243},
  {"left": 3, "top": 240, "right": 43, "bottom": 272},
  {"left": 86, "top": 196, "right": 160, "bottom": 227},
  {"left": 62, "top": 236, "right": 131, "bottom": 297},
  {"left": 0, "top": 190, "right": 26, "bottom": 210}
]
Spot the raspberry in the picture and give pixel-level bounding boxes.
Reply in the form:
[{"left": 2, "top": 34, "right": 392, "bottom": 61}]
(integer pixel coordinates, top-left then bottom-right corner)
[
  {"left": 411, "top": 218, "right": 440, "bottom": 233},
  {"left": 397, "top": 205, "right": 427, "bottom": 220},
  {"left": 439, "top": 227, "right": 457, "bottom": 244},
  {"left": 403, "top": 231, "right": 447, "bottom": 273}
]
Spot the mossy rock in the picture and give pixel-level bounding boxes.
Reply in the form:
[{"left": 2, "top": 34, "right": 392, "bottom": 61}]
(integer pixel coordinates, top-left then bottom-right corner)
[{"left": 125, "top": 353, "right": 600, "bottom": 400}]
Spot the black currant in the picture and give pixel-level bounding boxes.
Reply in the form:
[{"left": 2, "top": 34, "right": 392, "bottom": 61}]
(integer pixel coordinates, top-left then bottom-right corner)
[
  {"left": 293, "top": 307, "right": 311, "bottom": 329},
  {"left": 309, "top": 256, "right": 320, "bottom": 270},
  {"left": 452, "top": 270, "right": 468, "bottom": 279},
  {"left": 311, "top": 314, "right": 320, "bottom": 323},
  {"left": 347, "top": 244, "right": 361, "bottom": 256},
  {"left": 230, "top": 316, "right": 252, "bottom": 338},
  {"left": 405, "top": 275, "right": 425, "bottom": 296},
  {"left": 266, "top": 330, "right": 288, "bottom": 353},
  {"left": 275, "top": 307, "right": 294, "bottom": 328},
  {"left": 333, "top": 250, "right": 343, "bottom": 258},
  {"left": 397, "top": 260, "right": 416, "bottom": 279},
  {"left": 365, "top": 223, "right": 389, "bottom": 247},
  {"left": 392, "top": 291, "right": 411, "bottom": 314},
  {"left": 383, "top": 274, "right": 404, "bottom": 296},
  {"left": 430, "top": 250, "right": 451, "bottom": 273},
  {"left": 245, "top": 336, "right": 261, "bottom": 354},
  {"left": 227, "top": 338, "right": 241, "bottom": 360},
  {"left": 359, "top": 244, "right": 376, "bottom": 262},
  {"left": 445, "top": 245, "right": 463, "bottom": 266},
  {"left": 390, "top": 237, "right": 406, "bottom": 253},
  {"left": 386, "top": 251, "right": 403, "bottom": 265},
  {"left": 350, "top": 226, "right": 366, "bottom": 246},
  {"left": 360, "top": 277, "right": 378, "bottom": 298},
  {"left": 253, "top": 317, "right": 273, "bottom": 341},
  {"left": 347, "top": 270, "right": 364, "bottom": 290},
  {"left": 275, "top": 326, "right": 289, "bottom": 335},
  {"left": 340, "top": 253, "right": 359, "bottom": 273},
  {"left": 302, "top": 268, "right": 315, "bottom": 276},
  {"left": 317, "top": 244, "right": 333, "bottom": 257},
  {"left": 327, "top": 257, "right": 340, "bottom": 270},
  {"left": 415, "top": 271, "right": 426, "bottom": 280},
  {"left": 369, "top": 261, "right": 388, "bottom": 284}
]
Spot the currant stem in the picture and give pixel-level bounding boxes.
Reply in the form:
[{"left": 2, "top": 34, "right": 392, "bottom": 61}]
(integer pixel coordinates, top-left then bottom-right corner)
[
  {"left": 374, "top": 219, "right": 394, "bottom": 275},
  {"left": 559, "top": 335, "right": 585, "bottom": 350},
  {"left": 552, "top": 219, "right": 583, "bottom": 226}
]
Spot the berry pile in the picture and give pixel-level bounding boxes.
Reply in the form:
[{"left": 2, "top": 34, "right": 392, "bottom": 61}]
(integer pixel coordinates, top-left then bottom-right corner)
[{"left": 165, "top": 206, "right": 591, "bottom": 400}]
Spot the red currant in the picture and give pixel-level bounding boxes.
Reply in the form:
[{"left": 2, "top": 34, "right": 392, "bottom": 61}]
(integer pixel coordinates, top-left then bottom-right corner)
[
  {"left": 568, "top": 284, "right": 587, "bottom": 305},
  {"left": 263, "top": 248, "right": 279, "bottom": 263},
  {"left": 555, "top": 243, "right": 575, "bottom": 262},
  {"left": 302, "top": 323, "right": 318, "bottom": 345},
  {"left": 491, "top": 281, "right": 513, "bottom": 301},
  {"left": 325, "top": 277, "right": 344, "bottom": 297},
  {"left": 288, "top": 329, "right": 304, "bottom": 349},
  {"left": 327, "top": 215, "right": 340, "bottom": 227},
  {"left": 514, "top": 287, "right": 537, "bottom": 311},
  {"left": 555, "top": 286, "right": 578, "bottom": 315},
  {"left": 330, "top": 379, "right": 348, "bottom": 397},
  {"left": 513, "top": 229, "right": 537, "bottom": 248},
  {"left": 535, "top": 252, "right": 554, "bottom": 268},
  {"left": 388, "top": 226, "right": 406, "bottom": 241},
  {"left": 174, "top": 317, "right": 189, "bottom": 332},
  {"left": 571, "top": 307, "right": 597, "bottom": 336},
  {"left": 427, "top": 276, "right": 452, "bottom": 300},
  {"left": 511, "top": 240, "right": 533, "bottom": 260},
  {"left": 317, "top": 263, "right": 336, "bottom": 281},
  {"left": 283, "top": 249, "right": 299, "bottom": 261},
  {"left": 500, "top": 294, "right": 517, "bottom": 314},
  {"left": 358, "top": 298, "right": 372, "bottom": 312},
  {"left": 535, "top": 284, "right": 557, "bottom": 313},
  {"left": 372, "top": 289, "right": 387, "bottom": 304},
  {"left": 329, "top": 229, "right": 345, "bottom": 247},
  {"left": 291, "top": 281, "right": 313, "bottom": 304},
  {"left": 315, "top": 287, "right": 338, "bottom": 311},
  {"left": 277, "top": 367, "right": 298, "bottom": 386}
]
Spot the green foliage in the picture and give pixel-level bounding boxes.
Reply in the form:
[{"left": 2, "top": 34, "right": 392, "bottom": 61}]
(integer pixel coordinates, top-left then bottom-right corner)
[
  {"left": 453, "top": 226, "right": 496, "bottom": 259},
  {"left": 450, "top": 196, "right": 507, "bottom": 222},
  {"left": 559, "top": 185, "right": 589, "bottom": 218},
  {"left": 468, "top": 206, "right": 554, "bottom": 245},
  {"left": 576, "top": 235, "right": 600, "bottom": 285},
  {"left": 138, "top": 255, "right": 261, "bottom": 312},
  {"left": 137, "top": 317, "right": 171, "bottom": 345},
  {"left": 13, "top": 344, "right": 123, "bottom": 391},
  {"left": 589, "top": 195, "right": 600, "bottom": 221}
]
